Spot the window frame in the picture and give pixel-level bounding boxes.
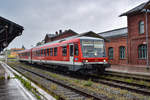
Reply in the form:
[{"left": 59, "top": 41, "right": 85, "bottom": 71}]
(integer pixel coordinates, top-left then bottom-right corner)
[
  {"left": 74, "top": 44, "right": 79, "bottom": 56},
  {"left": 119, "top": 46, "right": 125, "bottom": 59},
  {"left": 108, "top": 47, "right": 113, "bottom": 60},
  {"left": 139, "top": 20, "right": 144, "bottom": 34},
  {"left": 138, "top": 44, "right": 147, "bottom": 59},
  {"left": 50, "top": 48, "right": 53, "bottom": 56},
  {"left": 62, "top": 46, "right": 67, "bottom": 56},
  {"left": 47, "top": 48, "right": 49, "bottom": 56},
  {"left": 54, "top": 47, "right": 57, "bottom": 56},
  {"left": 41, "top": 49, "right": 43, "bottom": 56}
]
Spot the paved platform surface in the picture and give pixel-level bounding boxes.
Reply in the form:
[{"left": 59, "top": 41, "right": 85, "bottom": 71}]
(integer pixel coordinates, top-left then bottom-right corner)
[
  {"left": 0, "top": 63, "right": 5, "bottom": 78},
  {"left": 0, "top": 63, "right": 37, "bottom": 100},
  {"left": 106, "top": 64, "right": 150, "bottom": 76}
]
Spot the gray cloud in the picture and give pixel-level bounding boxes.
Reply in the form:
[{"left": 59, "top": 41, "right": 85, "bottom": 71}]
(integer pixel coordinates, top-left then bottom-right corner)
[{"left": 0, "top": 0, "right": 147, "bottom": 49}]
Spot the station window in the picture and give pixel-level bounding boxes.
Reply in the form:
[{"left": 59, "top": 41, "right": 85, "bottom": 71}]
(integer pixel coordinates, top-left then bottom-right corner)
[
  {"left": 138, "top": 44, "right": 147, "bottom": 59},
  {"left": 108, "top": 47, "right": 113, "bottom": 59},
  {"left": 62, "top": 46, "right": 67, "bottom": 56},
  {"left": 54, "top": 47, "right": 57, "bottom": 56},
  {"left": 74, "top": 44, "right": 79, "bottom": 56},
  {"left": 119, "top": 46, "right": 125, "bottom": 59},
  {"left": 50, "top": 48, "right": 53, "bottom": 56},
  {"left": 139, "top": 21, "right": 144, "bottom": 34}
]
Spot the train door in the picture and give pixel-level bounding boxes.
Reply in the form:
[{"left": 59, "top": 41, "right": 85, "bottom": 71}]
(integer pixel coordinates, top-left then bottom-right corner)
[{"left": 69, "top": 44, "right": 74, "bottom": 65}]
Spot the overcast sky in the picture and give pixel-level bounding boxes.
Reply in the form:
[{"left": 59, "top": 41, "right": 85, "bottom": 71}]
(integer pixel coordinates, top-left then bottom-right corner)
[{"left": 0, "top": 0, "right": 148, "bottom": 49}]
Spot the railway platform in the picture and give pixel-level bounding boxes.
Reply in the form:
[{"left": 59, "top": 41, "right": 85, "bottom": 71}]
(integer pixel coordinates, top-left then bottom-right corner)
[
  {"left": 0, "top": 62, "right": 37, "bottom": 100},
  {"left": 0, "top": 61, "right": 56, "bottom": 100},
  {"left": 106, "top": 64, "right": 150, "bottom": 76}
]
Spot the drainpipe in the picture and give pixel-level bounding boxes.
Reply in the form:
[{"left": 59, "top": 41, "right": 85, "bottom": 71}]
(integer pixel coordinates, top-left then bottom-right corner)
[
  {"left": 145, "top": 9, "right": 149, "bottom": 69},
  {"left": 126, "top": 31, "right": 128, "bottom": 64}
]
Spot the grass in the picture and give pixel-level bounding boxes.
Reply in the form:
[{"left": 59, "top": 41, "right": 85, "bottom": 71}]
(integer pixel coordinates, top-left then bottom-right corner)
[
  {"left": 15, "top": 74, "right": 41, "bottom": 100},
  {"left": 50, "top": 84, "right": 57, "bottom": 91},
  {"left": 0, "top": 76, "right": 5, "bottom": 80},
  {"left": 83, "top": 79, "right": 93, "bottom": 87}
]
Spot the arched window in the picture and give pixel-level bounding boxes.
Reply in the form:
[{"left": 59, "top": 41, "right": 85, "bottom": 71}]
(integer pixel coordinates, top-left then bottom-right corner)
[
  {"left": 138, "top": 44, "right": 147, "bottom": 59},
  {"left": 119, "top": 46, "right": 125, "bottom": 59},
  {"left": 108, "top": 47, "right": 113, "bottom": 59},
  {"left": 139, "top": 21, "right": 144, "bottom": 34}
]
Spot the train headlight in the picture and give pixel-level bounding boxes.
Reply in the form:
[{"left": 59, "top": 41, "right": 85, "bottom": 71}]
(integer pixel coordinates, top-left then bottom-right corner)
[
  {"left": 103, "top": 59, "right": 106, "bottom": 62},
  {"left": 83, "top": 60, "right": 88, "bottom": 63}
]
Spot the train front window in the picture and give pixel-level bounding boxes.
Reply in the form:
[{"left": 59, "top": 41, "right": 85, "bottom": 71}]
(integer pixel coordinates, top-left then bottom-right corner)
[{"left": 81, "top": 40, "right": 105, "bottom": 58}]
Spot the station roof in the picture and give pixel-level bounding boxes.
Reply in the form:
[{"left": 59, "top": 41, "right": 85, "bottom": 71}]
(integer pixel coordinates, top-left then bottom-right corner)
[
  {"left": 0, "top": 16, "right": 24, "bottom": 52},
  {"left": 98, "top": 27, "right": 128, "bottom": 38},
  {"left": 120, "top": 0, "right": 150, "bottom": 16}
]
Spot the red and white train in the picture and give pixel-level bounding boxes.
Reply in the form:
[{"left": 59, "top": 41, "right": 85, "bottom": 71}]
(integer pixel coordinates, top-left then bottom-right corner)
[{"left": 18, "top": 32, "right": 110, "bottom": 74}]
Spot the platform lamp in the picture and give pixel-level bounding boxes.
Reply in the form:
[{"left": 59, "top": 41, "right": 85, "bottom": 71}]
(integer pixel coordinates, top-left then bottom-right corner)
[{"left": 4, "top": 25, "right": 8, "bottom": 63}]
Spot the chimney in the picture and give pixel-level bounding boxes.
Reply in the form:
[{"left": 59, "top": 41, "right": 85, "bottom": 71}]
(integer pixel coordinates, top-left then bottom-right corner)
[
  {"left": 59, "top": 30, "right": 62, "bottom": 34},
  {"left": 55, "top": 31, "right": 58, "bottom": 35}
]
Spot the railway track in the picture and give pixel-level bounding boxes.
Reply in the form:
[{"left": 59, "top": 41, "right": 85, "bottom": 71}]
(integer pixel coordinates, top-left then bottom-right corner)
[
  {"left": 92, "top": 77, "right": 150, "bottom": 96},
  {"left": 11, "top": 65, "right": 108, "bottom": 100},
  {"left": 8, "top": 62, "right": 150, "bottom": 99},
  {"left": 104, "top": 71, "right": 150, "bottom": 82},
  {"left": 89, "top": 72, "right": 150, "bottom": 96}
]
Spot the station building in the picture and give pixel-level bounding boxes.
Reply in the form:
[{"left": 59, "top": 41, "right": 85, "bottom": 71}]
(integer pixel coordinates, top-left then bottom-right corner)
[
  {"left": 99, "top": 27, "right": 128, "bottom": 65},
  {"left": 100, "top": 1, "right": 150, "bottom": 66},
  {"left": 44, "top": 29, "right": 78, "bottom": 43},
  {"left": 9, "top": 48, "right": 25, "bottom": 58}
]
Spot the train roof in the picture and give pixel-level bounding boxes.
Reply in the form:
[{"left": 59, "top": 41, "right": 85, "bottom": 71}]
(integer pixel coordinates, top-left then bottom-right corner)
[
  {"left": 18, "top": 49, "right": 30, "bottom": 53},
  {"left": 33, "top": 31, "right": 105, "bottom": 49}
]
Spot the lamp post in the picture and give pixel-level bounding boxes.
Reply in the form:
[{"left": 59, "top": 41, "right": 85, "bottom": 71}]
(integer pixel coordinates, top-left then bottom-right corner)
[
  {"left": 145, "top": 9, "right": 149, "bottom": 69},
  {"left": 4, "top": 25, "right": 8, "bottom": 63}
]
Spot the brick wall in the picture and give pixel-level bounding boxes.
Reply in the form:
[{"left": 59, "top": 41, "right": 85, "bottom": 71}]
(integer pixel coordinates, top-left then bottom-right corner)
[
  {"left": 128, "top": 13, "right": 150, "bottom": 65},
  {"left": 105, "top": 36, "right": 127, "bottom": 65}
]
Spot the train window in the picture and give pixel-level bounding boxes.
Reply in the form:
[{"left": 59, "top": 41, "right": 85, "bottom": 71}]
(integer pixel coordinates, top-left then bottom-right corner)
[
  {"left": 39, "top": 50, "right": 40, "bottom": 56},
  {"left": 44, "top": 49, "right": 47, "bottom": 56},
  {"left": 54, "top": 47, "right": 57, "bottom": 56},
  {"left": 74, "top": 44, "right": 79, "bottom": 56},
  {"left": 70, "top": 45, "right": 73, "bottom": 56},
  {"left": 39, "top": 51, "right": 40, "bottom": 56},
  {"left": 35, "top": 51, "right": 37, "bottom": 56},
  {"left": 37, "top": 50, "right": 38, "bottom": 56},
  {"left": 41, "top": 49, "right": 43, "bottom": 56},
  {"left": 47, "top": 49, "right": 49, "bottom": 56},
  {"left": 50, "top": 48, "right": 53, "bottom": 56},
  {"left": 36, "top": 50, "right": 38, "bottom": 56},
  {"left": 62, "top": 46, "right": 67, "bottom": 56}
]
